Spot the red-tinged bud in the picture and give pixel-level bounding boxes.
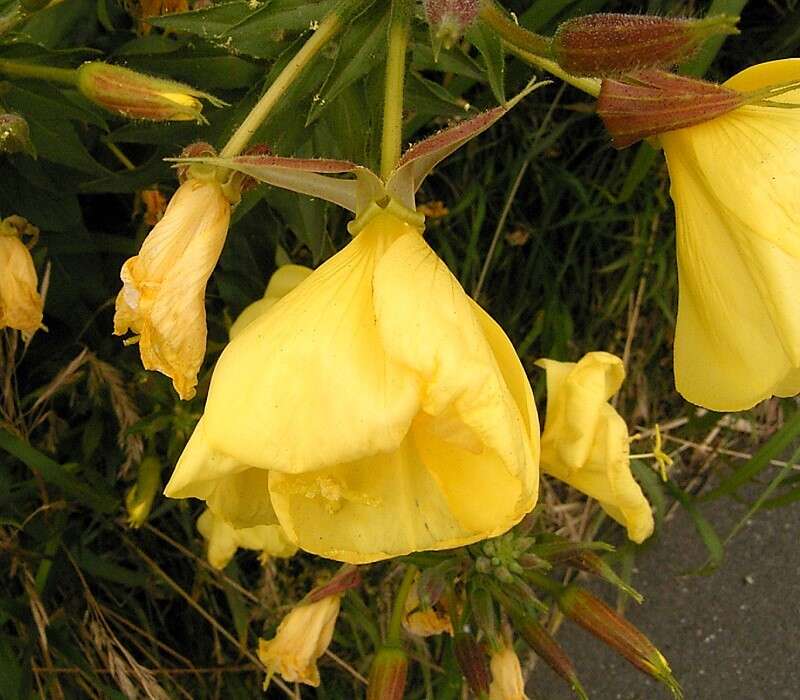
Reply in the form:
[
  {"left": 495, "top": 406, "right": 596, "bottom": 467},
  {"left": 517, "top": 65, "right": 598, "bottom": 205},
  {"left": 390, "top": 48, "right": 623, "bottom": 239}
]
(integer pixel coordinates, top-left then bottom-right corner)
[
  {"left": 76, "top": 62, "right": 224, "bottom": 122},
  {"left": 547, "top": 549, "right": 643, "bottom": 603},
  {"left": 597, "top": 69, "right": 744, "bottom": 148},
  {"left": 553, "top": 13, "right": 738, "bottom": 77},
  {"left": 305, "top": 564, "right": 361, "bottom": 604},
  {"left": 0, "top": 112, "right": 34, "bottom": 156},
  {"left": 557, "top": 586, "right": 683, "bottom": 698},
  {"left": 515, "top": 616, "right": 587, "bottom": 700},
  {"left": 453, "top": 632, "right": 491, "bottom": 696},
  {"left": 469, "top": 585, "right": 498, "bottom": 643},
  {"left": 424, "top": 0, "right": 479, "bottom": 50},
  {"left": 417, "top": 562, "right": 451, "bottom": 607},
  {"left": 367, "top": 646, "right": 408, "bottom": 700}
]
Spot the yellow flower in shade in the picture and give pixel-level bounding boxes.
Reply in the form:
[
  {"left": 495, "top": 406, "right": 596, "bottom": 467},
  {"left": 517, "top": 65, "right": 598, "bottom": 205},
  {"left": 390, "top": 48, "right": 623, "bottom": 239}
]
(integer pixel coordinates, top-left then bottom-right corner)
[
  {"left": 402, "top": 575, "right": 453, "bottom": 637},
  {"left": 659, "top": 59, "right": 800, "bottom": 411},
  {"left": 536, "top": 352, "right": 653, "bottom": 544},
  {"left": 114, "top": 178, "right": 231, "bottom": 400},
  {"left": 165, "top": 203, "right": 540, "bottom": 564},
  {"left": 489, "top": 643, "right": 528, "bottom": 700},
  {"left": 196, "top": 508, "right": 296, "bottom": 569},
  {"left": 0, "top": 216, "right": 43, "bottom": 337},
  {"left": 258, "top": 593, "right": 341, "bottom": 687}
]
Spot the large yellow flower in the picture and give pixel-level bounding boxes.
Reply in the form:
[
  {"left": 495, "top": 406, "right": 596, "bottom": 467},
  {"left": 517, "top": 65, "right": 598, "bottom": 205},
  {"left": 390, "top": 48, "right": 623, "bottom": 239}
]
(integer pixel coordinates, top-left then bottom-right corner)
[
  {"left": 660, "top": 58, "right": 800, "bottom": 411},
  {"left": 0, "top": 216, "right": 43, "bottom": 337},
  {"left": 165, "top": 204, "right": 539, "bottom": 564},
  {"left": 114, "top": 177, "right": 230, "bottom": 400},
  {"left": 537, "top": 352, "right": 653, "bottom": 544}
]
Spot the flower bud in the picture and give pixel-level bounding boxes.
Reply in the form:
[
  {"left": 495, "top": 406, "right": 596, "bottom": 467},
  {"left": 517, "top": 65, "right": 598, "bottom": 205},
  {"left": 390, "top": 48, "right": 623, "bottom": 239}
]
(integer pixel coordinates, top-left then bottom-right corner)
[
  {"left": 547, "top": 548, "right": 643, "bottom": 603},
  {"left": 0, "top": 113, "right": 34, "bottom": 156},
  {"left": 557, "top": 586, "right": 682, "bottom": 697},
  {"left": 470, "top": 585, "right": 498, "bottom": 643},
  {"left": 453, "top": 632, "right": 491, "bottom": 696},
  {"left": 553, "top": 13, "right": 739, "bottom": 77},
  {"left": 424, "top": 0, "right": 479, "bottom": 50},
  {"left": 597, "top": 69, "right": 745, "bottom": 149},
  {"left": 367, "top": 646, "right": 408, "bottom": 700},
  {"left": 75, "top": 62, "right": 224, "bottom": 122},
  {"left": 515, "top": 617, "right": 587, "bottom": 700},
  {"left": 125, "top": 455, "right": 161, "bottom": 528}
]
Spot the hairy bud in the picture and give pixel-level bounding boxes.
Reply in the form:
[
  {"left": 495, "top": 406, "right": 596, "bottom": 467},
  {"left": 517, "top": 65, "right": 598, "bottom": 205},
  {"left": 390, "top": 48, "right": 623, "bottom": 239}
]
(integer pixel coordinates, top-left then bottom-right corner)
[
  {"left": 367, "top": 647, "right": 408, "bottom": 700},
  {"left": 424, "top": 0, "right": 479, "bottom": 50}
]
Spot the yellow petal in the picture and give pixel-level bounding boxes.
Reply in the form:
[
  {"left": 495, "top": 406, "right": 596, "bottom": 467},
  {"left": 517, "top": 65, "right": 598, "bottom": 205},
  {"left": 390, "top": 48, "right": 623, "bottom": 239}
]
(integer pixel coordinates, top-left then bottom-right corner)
[
  {"left": 489, "top": 645, "right": 528, "bottom": 700},
  {"left": 258, "top": 595, "right": 341, "bottom": 687},
  {"left": 538, "top": 352, "right": 653, "bottom": 544},
  {"left": 403, "top": 576, "right": 453, "bottom": 637},
  {"left": 202, "top": 213, "right": 419, "bottom": 474},
  {"left": 660, "top": 58, "right": 800, "bottom": 410},
  {"left": 0, "top": 234, "right": 43, "bottom": 336},
  {"left": 114, "top": 178, "right": 230, "bottom": 400}
]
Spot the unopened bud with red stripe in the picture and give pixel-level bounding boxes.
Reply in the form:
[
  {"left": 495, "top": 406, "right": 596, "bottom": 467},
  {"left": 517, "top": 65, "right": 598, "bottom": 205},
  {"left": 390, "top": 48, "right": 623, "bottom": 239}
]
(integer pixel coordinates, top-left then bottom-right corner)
[
  {"left": 76, "top": 62, "right": 224, "bottom": 122},
  {"left": 453, "top": 632, "right": 491, "bottom": 697},
  {"left": 367, "top": 646, "right": 408, "bottom": 700},
  {"left": 553, "top": 13, "right": 738, "bottom": 77}
]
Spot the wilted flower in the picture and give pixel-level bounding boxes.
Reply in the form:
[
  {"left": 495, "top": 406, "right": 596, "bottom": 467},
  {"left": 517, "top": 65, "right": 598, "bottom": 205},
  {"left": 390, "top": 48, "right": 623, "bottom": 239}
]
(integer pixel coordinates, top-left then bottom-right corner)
[
  {"left": 536, "top": 352, "right": 653, "bottom": 544},
  {"left": 489, "top": 642, "right": 528, "bottom": 700},
  {"left": 403, "top": 574, "right": 453, "bottom": 637},
  {"left": 258, "top": 592, "right": 341, "bottom": 687},
  {"left": 0, "top": 215, "right": 43, "bottom": 337},
  {"left": 114, "top": 177, "right": 231, "bottom": 400},
  {"left": 196, "top": 508, "right": 296, "bottom": 569},
  {"left": 166, "top": 203, "right": 540, "bottom": 563},
  {"left": 656, "top": 59, "right": 800, "bottom": 410}
]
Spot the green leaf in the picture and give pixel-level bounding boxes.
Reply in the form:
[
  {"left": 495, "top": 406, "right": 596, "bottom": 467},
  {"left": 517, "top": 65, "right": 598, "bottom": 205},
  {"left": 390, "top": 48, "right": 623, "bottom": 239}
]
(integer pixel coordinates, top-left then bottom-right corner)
[
  {"left": 630, "top": 459, "right": 666, "bottom": 530},
  {"left": 305, "top": 4, "right": 389, "bottom": 125},
  {"left": 702, "top": 408, "right": 800, "bottom": 501},
  {"left": 665, "top": 479, "right": 724, "bottom": 576},
  {"left": 0, "top": 429, "right": 119, "bottom": 514},
  {"left": 150, "top": 0, "right": 338, "bottom": 59},
  {"left": 467, "top": 19, "right": 505, "bottom": 104}
]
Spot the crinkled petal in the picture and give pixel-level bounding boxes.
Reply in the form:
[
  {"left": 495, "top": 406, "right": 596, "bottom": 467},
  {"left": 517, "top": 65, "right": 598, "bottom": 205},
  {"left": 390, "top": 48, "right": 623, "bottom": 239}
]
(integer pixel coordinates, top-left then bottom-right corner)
[
  {"left": 114, "top": 178, "right": 230, "bottom": 399},
  {"left": 202, "top": 214, "right": 420, "bottom": 474},
  {"left": 0, "top": 235, "right": 43, "bottom": 335},
  {"left": 538, "top": 353, "right": 653, "bottom": 543}
]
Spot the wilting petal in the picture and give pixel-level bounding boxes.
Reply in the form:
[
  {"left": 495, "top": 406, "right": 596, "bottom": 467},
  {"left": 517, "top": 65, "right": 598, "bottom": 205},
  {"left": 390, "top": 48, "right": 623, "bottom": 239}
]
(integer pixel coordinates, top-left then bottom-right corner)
[
  {"left": 537, "top": 353, "right": 653, "bottom": 544},
  {"left": 0, "top": 232, "right": 42, "bottom": 336},
  {"left": 489, "top": 644, "right": 528, "bottom": 700},
  {"left": 258, "top": 595, "right": 341, "bottom": 687},
  {"left": 403, "top": 576, "right": 453, "bottom": 637},
  {"left": 660, "top": 58, "right": 800, "bottom": 410},
  {"left": 114, "top": 178, "right": 230, "bottom": 400}
]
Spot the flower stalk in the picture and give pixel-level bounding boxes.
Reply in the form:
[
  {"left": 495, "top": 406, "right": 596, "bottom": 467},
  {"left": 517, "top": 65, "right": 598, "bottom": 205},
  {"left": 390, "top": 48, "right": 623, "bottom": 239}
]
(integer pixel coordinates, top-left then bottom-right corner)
[
  {"left": 0, "top": 59, "right": 77, "bottom": 85},
  {"left": 387, "top": 564, "right": 418, "bottom": 646},
  {"left": 380, "top": 0, "right": 413, "bottom": 180},
  {"left": 478, "top": 0, "right": 551, "bottom": 58}
]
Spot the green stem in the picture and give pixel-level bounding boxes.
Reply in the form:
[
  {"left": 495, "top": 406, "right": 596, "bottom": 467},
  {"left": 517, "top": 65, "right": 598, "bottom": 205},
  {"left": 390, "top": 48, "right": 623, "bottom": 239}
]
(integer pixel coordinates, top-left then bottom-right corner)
[
  {"left": 478, "top": 0, "right": 552, "bottom": 58},
  {"left": 508, "top": 46, "right": 601, "bottom": 98},
  {"left": 380, "top": 0, "right": 412, "bottom": 180},
  {"left": 386, "top": 564, "right": 417, "bottom": 646},
  {"left": 219, "top": 7, "right": 345, "bottom": 158},
  {"left": 0, "top": 59, "right": 77, "bottom": 85}
]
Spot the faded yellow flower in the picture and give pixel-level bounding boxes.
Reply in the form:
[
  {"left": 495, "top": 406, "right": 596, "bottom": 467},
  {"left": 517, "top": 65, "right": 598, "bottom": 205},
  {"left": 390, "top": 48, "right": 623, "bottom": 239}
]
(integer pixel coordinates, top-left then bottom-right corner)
[
  {"left": 537, "top": 352, "right": 653, "bottom": 544},
  {"left": 114, "top": 178, "right": 231, "bottom": 400},
  {"left": 402, "top": 575, "right": 453, "bottom": 637},
  {"left": 196, "top": 508, "right": 296, "bottom": 569},
  {"left": 659, "top": 59, "right": 800, "bottom": 410},
  {"left": 258, "top": 594, "right": 341, "bottom": 687},
  {"left": 0, "top": 216, "right": 43, "bottom": 337},
  {"left": 489, "top": 643, "right": 528, "bottom": 700},
  {"left": 166, "top": 204, "right": 539, "bottom": 564}
]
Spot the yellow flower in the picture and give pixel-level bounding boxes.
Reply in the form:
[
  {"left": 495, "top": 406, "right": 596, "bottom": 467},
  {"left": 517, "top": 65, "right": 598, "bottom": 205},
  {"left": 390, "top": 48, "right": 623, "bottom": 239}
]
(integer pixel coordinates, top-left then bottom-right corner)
[
  {"left": 659, "top": 58, "right": 800, "bottom": 411},
  {"left": 489, "top": 643, "right": 528, "bottom": 700},
  {"left": 196, "top": 508, "right": 296, "bottom": 569},
  {"left": 0, "top": 216, "right": 43, "bottom": 337},
  {"left": 165, "top": 204, "right": 539, "bottom": 564},
  {"left": 258, "top": 593, "right": 341, "bottom": 687},
  {"left": 402, "top": 575, "right": 453, "bottom": 637},
  {"left": 536, "top": 352, "right": 653, "bottom": 544},
  {"left": 114, "top": 178, "right": 231, "bottom": 400}
]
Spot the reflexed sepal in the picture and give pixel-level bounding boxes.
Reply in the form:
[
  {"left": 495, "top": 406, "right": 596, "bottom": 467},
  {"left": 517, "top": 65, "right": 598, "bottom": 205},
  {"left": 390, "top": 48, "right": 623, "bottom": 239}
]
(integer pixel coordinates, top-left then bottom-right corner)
[
  {"left": 304, "top": 564, "right": 361, "bottom": 604},
  {"left": 554, "top": 13, "right": 739, "bottom": 77},
  {"left": 597, "top": 70, "right": 744, "bottom": 148}
]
